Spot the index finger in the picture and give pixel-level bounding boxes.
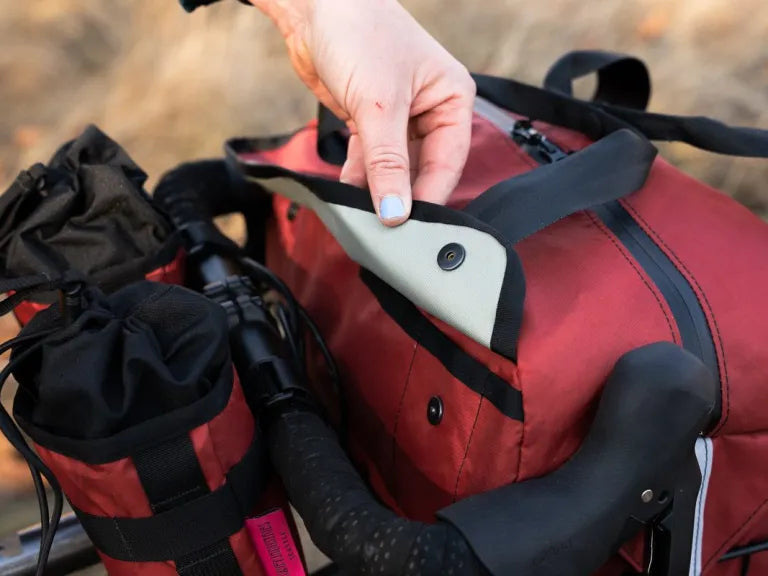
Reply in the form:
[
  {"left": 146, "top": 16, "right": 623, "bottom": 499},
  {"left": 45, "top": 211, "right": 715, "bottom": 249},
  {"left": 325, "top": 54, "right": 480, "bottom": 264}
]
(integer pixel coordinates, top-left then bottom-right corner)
[{"left": 411, "top": 95, "right": 474, "bottom": 205}]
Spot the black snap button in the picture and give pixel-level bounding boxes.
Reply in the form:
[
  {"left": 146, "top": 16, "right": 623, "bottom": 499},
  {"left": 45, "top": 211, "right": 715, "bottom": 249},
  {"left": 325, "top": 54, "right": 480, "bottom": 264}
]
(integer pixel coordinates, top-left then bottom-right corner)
[
  {"left": 287, "top": 202, "right": 300, "bottom": 221},
  {"left": 437, "top": 243, "right": 465, "bottom": 271},
  {"left": 427, "top": 396, "right": 444, "bottom": 425}
]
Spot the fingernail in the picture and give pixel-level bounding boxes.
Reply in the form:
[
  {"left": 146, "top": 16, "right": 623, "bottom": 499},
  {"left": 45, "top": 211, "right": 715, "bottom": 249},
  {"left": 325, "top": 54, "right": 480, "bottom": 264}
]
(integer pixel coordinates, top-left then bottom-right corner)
[{"left": 379, "top": 196, "right": 405, "bottom": 221}]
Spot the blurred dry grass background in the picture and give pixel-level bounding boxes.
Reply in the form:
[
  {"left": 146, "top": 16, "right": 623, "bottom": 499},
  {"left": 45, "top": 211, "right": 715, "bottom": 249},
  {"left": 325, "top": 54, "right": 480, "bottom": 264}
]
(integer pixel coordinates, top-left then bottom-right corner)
[{"left": 1, "top": 0, "right": 768, "bottom": 571}]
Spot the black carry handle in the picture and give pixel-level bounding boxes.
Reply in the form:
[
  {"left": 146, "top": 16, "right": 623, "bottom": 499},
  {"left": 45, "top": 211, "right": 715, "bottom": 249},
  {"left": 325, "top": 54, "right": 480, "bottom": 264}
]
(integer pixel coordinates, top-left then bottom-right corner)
[
  {"left": 464, "top": 127, "right": 657, "bottom": 243},
  {"left": 437, "top": 342, "right": 717, "bottom": 576},
  {"left": 152, "top": 158, "right": 273, "bottom": 262},
  {"left": 544, "top": 50, "right": 652, "bottom": 111}
]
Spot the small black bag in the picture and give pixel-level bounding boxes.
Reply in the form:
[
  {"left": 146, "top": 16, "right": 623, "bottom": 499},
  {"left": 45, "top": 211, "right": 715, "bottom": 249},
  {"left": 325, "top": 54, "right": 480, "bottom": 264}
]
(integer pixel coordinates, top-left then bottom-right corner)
[{"left": 0, "top": 125, "right": 179, "bottom": 295}]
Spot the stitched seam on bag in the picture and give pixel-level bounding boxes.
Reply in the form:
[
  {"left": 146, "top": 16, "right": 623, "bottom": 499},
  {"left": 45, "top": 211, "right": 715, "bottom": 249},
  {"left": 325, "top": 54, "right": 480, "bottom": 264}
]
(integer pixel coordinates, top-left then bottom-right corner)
[
  {"left": 622, "top": 200, "right": 730, "bottom": 433},
  {"left": 205, "top": 419, "right": 228, "bottom": 491},
  {"left": 178, "top": 547, "right": 230, "bottom": 570},
  {"left": 453, "top": 391, "right": 486, "bottom": 502},
  {"left": 513, "top": 400, "right": 526, "bottom": 483},
  {"left": 703, "top": 497, "right": 768, "bottom": 570},
  {"left": 113, "top": 517, "right": 134, "bottom": 561},
  {"left": 587, "top": 212, "right": 678, "bottom": 342},
  {"left": 152, "top": 486, "right": 205, "bottom": 510},
  {"left": 391, "top": 342, "right": 419, "bottom": 502}
]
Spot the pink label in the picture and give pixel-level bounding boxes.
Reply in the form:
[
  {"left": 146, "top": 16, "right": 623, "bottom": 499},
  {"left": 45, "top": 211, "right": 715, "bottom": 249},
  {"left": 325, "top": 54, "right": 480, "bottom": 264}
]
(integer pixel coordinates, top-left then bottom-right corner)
[{"left": 246, "top": 509, "right": 306, "bottom": 576}]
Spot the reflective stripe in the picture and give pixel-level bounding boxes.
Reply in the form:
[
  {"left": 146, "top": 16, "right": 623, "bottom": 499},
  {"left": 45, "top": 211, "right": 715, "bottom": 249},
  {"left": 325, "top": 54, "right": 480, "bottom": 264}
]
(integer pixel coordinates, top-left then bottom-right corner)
[{"left": 689, "top": 437, "right": 714, "bottom": 576}]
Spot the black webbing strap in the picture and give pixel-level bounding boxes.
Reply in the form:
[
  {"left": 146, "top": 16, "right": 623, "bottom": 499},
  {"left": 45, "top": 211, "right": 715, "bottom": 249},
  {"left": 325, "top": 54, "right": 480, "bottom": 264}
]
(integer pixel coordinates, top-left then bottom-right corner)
[
  {"left": 601, "top": 104, "right": 768, "bottom": 157},
  {"left": 464, "top": 128, "right": 657, "bottom": 243},
  {"left": 73, "top": 434, "right": 267, "bottom": 566},
  {"left": 474, "top": 73, "right": 638, "bottom": 142},
  {"left": 133, "top": 434, "right": 243, "bottom": 575},
  {"left": 474, "top": 68, "right": 768, "bottom": 158},
  {"left": 316, "top": 103, "right": 349, "bottom": 166},
  {"left": 543, "top": 50, "right": 652, "bottom": 111}
]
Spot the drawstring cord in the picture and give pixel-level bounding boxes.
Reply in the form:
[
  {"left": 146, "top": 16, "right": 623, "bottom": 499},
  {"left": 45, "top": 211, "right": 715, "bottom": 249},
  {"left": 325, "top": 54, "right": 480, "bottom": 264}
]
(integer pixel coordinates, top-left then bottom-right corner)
[{"left": 0, "top": 272, "right": 84, "bottom": 576}]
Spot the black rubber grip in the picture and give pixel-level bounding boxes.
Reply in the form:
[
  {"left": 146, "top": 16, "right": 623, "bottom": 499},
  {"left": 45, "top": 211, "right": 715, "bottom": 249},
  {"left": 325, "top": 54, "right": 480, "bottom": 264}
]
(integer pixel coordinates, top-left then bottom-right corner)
[
  {"left": 153, "top": 160, "right": 271, "bottom": 261},
  {"left": 436, "top": 342, "right": 717, "bottom": 576},
  {"left": 267, "top": 409, "right": 488, "bottom": 576}
]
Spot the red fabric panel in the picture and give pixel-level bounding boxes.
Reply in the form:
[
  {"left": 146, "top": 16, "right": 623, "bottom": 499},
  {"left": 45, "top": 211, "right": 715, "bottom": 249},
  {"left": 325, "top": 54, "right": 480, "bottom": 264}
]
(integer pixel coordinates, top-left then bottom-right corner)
[
  {"left": 622, "top": 160, "right": 768, "bottom": 435},
  {"left": 394, "top": 345, "right": 519, "bottom": 501},
  {"left": 744, "top": 552, "right": 768, "bottom": 576},
  {"left": 144, "top": 249, "right": 185, "bottom": 285},
  {"left": 35, "top": 444, "right": 175, "bottom": 575},
  {"left": 514, "top": 212, "right": 680, "bottom": 480},
  {"left": 452, "top": 395, "right": 523, "bottom": 500},
  {"left": 11, "top": 298, "right": 43, "bottom": 326},
  {"left": 35, "top": 444, "right": 152, "bottom": 518},
  {"left": 189, "top": 373, "right": 254, "bottom": 491},
  {"left": 702, "top": 435, "right": 768, "bottom": 574},
  {"left": 98, "top": 555, "right": 175, "bottom": 576},
  {"left": 189, "top": 373, "right": 266, "bottom": 574}
]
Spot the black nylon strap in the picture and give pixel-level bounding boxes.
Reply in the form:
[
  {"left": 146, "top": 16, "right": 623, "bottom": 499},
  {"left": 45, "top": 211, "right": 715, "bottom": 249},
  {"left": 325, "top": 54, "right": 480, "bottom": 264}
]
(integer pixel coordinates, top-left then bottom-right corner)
[
  {"left": 464, "top": 129, "right": 657, "bottom": 243},
  {"left": 544, "top": 50, "right": 651, "bottom": 111},
  {"left": 474, "top": 71, "right": 768, "bottom": 158},
  {"left": 176, "top": 540, "right": 243, "bottom": 576},
  {"left": 73, "top": 436, "right": 266, "bottom": 564},
  {"left": 474, "top": 73, "right": 637, "bottom": 142},
  {"left": 602, "top": 104, "right": 768, "bottom": 157},
  {"left": 316, "top": 103, "right": 349, "bottom": 166},
  {"left": 133, "top": 433, "right": 243, "bottom": 575},
  {"left": 133, "top": 433, "right": 209, "bottom": 514}
]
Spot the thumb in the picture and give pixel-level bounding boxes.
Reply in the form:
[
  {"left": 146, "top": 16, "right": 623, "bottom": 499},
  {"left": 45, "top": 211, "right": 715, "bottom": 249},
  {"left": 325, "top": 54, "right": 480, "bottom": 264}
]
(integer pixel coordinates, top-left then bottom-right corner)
[{"left": 354, "top": 99, "right": 412, "bottom": 226}]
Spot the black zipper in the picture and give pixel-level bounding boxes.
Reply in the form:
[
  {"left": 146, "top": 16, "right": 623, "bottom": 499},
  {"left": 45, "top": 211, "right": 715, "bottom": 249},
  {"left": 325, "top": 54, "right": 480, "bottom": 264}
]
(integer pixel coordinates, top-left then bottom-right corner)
[{"left": 475, "top": 99, "right": 721, "bottom": 422}]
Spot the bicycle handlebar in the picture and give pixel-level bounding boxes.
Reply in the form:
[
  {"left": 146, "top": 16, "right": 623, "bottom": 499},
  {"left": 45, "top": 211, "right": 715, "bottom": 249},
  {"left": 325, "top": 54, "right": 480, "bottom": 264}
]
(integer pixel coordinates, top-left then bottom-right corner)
[
  {"left": 270, "top": 409, "right": 487, "bottom": 575},
  {"left": 153, "top": 160, "right": 718, "bottom": 576}
]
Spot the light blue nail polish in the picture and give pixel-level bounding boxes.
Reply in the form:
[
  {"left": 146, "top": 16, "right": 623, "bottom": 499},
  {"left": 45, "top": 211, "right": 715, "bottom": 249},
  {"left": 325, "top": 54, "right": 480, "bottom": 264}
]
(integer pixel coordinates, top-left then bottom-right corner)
[{"left": 380, "top": 196, "right": 405, "bottom": 220}]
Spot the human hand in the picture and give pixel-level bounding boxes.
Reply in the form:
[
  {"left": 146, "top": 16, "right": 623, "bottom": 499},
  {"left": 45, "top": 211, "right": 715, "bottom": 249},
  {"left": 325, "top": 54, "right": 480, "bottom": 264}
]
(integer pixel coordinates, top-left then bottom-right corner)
[{"left": 250, "top": 0, "right": 475, "bottom": 225}]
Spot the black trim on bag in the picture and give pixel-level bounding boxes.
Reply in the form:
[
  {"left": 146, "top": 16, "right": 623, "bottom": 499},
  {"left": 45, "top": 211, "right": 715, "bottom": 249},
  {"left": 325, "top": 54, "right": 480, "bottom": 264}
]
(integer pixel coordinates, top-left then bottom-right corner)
[
  {"left": 72, "top": 436, "right": 266, "bottom": 563},
  {"left": 226, "top": 145, "right": 527, "bottom": 363},
  {"left": 592, "top": 201, "right": 721, "bottom": 424},
  {"left": 360, "top": 269, "right": 524, "bottom": 422},
  {"left": 14, "top": 362, "right": 235, "bottom": 465}
]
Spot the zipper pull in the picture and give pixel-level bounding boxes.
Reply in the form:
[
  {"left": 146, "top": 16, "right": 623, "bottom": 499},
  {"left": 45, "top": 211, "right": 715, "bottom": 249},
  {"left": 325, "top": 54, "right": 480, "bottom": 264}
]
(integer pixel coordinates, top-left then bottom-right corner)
[{"left": 511, "top": 120, "right": 569, "bottom": 164}]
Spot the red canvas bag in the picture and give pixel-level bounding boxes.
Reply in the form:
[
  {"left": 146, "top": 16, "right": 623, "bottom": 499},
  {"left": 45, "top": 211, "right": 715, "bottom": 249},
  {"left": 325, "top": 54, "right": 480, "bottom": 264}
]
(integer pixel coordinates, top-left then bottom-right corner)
[{"left": 226, "top": 51, "right": 768, "bottom": 574}]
